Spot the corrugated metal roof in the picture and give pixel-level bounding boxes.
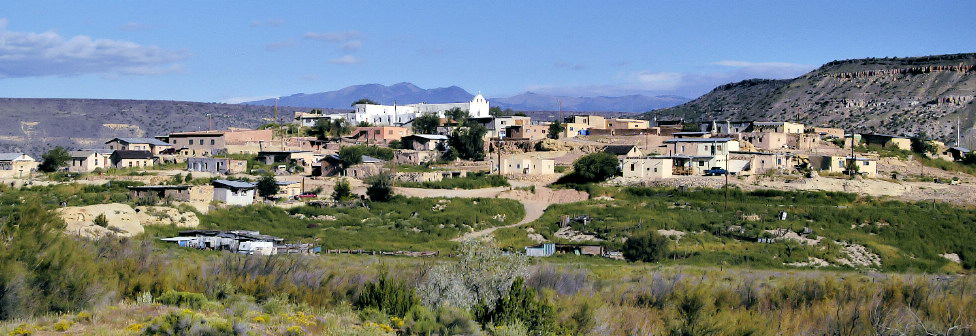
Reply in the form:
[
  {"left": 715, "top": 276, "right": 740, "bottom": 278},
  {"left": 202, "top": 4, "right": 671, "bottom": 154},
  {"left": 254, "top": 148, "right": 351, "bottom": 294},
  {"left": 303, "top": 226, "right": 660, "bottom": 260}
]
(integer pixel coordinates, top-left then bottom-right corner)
[
  {"left": 212, "top": 179, "right": 256, "bottom": 189},
  {"left": 664, "top": 138, "right": 734, "bottom": 143},
  {"left": 112, "top": 150, "right": 153, "bottom": 159},
  {"left": 0, "top": 153, "right": 27, "bottom": 161},
  {"left": 107, "top": 137, "right": 171, "bottom": 146},
  {"left": 406, "top": 134, "right": 448, "bottom": 140}
]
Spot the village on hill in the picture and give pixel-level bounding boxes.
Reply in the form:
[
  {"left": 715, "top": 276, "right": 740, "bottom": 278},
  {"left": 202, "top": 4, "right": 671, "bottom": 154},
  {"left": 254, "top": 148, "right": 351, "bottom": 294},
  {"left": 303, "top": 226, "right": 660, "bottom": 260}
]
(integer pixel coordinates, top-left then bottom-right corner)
[{"left": 2, "top": 94, "right": 974, "bottom": 259}]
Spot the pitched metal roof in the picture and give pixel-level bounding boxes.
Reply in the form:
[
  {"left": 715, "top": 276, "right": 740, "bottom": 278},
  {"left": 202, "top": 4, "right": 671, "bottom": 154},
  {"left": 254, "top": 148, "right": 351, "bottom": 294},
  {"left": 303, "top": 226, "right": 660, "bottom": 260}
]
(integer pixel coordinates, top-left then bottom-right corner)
[
  {"left": 0, "top": 153, "right": 27, "bottom": 161},
  {"left": 664, "top": 137, "right": 734, "bottom": 143},
  {"left": 111, "top": 150, "right": 153, "bottom": 159},
  {"left": 212, "top": 179, "right": 256, "bottom": 189},
  {"left": 361, "top": 155, "right": 384, "bottom": 163},
  {"left": 405, "top": 134, "right": 448, "bottom": 140},
  {"left": 69, "top": 150, "right": 95, "bottom": 158},
  {"left": 602, "top": 145, "right": 637, "bottom": 155},
  {"left": 107, "top": 137, "right": 172, "bottom": 146}
]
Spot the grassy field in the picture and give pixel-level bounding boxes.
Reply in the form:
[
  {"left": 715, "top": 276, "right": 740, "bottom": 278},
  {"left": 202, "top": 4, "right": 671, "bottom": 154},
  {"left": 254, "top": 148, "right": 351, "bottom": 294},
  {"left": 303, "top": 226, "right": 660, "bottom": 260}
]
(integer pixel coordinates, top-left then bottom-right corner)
[
  {"left": 495, "top": 186, "right": 976, "bottom": 273},
  {"left": 144, "top": 196, "right": 525, "bottom": 253}
]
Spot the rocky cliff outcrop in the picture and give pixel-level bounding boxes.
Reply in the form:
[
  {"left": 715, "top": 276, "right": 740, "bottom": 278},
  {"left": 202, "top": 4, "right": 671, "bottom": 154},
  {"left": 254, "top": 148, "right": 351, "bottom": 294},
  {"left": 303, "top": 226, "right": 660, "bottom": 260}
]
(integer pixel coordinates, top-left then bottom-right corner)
[{"left": 642, "top": 53, "right": 976, "bottom": 144}]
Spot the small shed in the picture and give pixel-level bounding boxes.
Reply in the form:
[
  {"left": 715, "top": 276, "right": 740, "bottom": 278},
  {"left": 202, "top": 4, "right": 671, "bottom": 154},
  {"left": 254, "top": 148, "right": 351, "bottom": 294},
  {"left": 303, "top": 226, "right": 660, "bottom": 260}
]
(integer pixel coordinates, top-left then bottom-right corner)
[
  {"left": 212, "top": 179, "right": 256, "bottom": 206},
  {"left": 525, "top": 243, "right": 555, "bottom": 257},
  {"left": 127, "top": 185, "right": 192, "bottom": 202}
]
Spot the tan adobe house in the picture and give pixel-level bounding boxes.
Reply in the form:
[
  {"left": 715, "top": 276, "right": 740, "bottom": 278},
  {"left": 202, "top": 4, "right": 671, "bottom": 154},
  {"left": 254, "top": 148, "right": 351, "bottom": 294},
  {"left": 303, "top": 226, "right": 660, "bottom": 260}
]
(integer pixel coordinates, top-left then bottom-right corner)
[
  {"left": 0, "top": 153, "right": 39, "bottom": 178},
  {"left": 348, "top": 126, "right": 412, "bottom": 144},
  {"left": 494, "top": 155, "right": 555, "bottom": 175},
  {"left": 68, "top": 150, "right": 112, "bottom": 173},
  {"left": 402, "top": 134, "right": 448, "bottom": 151},
  {"left": 105, "top": 138, "right": 173, "bottom": 155},
  {"left": 606, "top": 118, "right": 650, "bottom": 130},
  {"left": 110, "top": 150, "right": 154, "bottom": 168},
  {"left": 504, "top": 124, "right": 549, "bottom": 140},
  {"left": 602, "top": 145, "right": 644, "bottom": 158},
  {"left": 160, "top": 129, "right": 273, "bottom": 156}
]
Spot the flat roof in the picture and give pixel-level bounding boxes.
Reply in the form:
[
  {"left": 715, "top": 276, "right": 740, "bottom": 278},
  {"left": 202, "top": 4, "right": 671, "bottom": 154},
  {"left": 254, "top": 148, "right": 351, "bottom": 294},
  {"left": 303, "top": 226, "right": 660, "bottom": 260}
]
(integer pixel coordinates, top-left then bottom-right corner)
[{"left": 127, "top": 185, "right": 192, "bottom": 190}]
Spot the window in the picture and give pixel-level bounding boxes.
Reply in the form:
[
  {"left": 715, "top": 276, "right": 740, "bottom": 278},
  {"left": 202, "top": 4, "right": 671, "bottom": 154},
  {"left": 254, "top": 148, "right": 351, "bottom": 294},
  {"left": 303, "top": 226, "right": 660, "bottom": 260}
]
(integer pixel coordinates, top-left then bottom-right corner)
[
  {"left": 698, "top": 161, "right": 705, "bottom": 167},
  {"left": 630, "top": 163, "right": 636, "bottom": 171},
  {"left": 189, "top": 139, "right": 194, "bottom": 145},
  {"left": 654, "top": 168, "right": 658, "bottom": 172},
  {"left": 211, "top": 139, "right": 215, "bottom": 145}
]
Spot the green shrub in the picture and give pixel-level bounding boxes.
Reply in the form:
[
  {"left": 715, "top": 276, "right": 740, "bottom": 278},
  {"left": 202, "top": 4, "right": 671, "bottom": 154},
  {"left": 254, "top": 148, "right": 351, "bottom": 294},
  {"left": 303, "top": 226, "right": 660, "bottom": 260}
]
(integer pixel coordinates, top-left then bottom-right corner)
[
  {"left": 473, "top": 277, "right": 556, "bottom": 334},
  {"left": 93, "top": 213, "right": 108, "bottom": 227},
  {"left": 622, "top": 232, "right": 671, "bottom": 262},
  {"left": 355, "top": 274, "right": 419, "bottom": 317},
  {"left": 366, "top": 173, "right": 394, "bottom": 202},
  {"left": 157, "top": 290, "right": 208, "bottom": 309},
  {"left": 397, "top": 172, "right": 509, "bottom": 189}
]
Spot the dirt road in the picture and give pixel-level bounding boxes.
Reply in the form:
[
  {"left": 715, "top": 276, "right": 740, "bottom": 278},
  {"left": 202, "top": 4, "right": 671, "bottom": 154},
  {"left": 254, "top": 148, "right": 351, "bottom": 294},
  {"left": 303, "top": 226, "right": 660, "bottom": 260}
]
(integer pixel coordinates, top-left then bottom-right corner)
[{"left": 394, "top": 184, "right": 589, "bottom": 242}]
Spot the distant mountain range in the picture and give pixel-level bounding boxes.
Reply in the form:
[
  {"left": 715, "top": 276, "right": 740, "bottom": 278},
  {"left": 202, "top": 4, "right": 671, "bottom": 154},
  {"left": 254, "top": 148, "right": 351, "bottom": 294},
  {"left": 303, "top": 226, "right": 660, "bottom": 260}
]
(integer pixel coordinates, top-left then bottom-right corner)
[
  {"left": 245, "top": 82, "right": 690, "bottom": 113},
  {"left": 641, "top": 53, "right": 976, "bottom": 143},
  {"left": 0, "top": 99, "right": 322, "bottom": 155}
]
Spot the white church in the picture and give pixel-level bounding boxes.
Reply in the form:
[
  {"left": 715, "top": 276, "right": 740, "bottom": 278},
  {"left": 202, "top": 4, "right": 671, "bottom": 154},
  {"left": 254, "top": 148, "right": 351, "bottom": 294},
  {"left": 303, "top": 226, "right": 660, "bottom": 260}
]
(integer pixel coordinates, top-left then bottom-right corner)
[{"left": 346, "top": 94, "right": 491, "bottom": 126}]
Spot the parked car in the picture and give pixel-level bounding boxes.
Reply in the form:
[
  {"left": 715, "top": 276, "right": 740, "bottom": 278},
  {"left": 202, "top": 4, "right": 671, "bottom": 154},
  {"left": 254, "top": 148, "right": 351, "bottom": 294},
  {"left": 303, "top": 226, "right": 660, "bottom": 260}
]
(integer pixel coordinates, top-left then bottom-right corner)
[
  {"left": 293, "top": 192, "right": 318, "bottom": 200},
  {"left": 704, "top": 167, "right": 729, "bottom": 176}
]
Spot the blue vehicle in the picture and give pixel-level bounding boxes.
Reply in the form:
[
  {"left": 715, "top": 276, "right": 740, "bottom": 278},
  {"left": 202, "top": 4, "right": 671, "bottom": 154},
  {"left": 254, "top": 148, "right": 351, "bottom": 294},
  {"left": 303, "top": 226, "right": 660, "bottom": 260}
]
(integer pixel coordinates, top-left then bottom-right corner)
[{"left": 704, "top": 167, "right": 729, "bottom": 176}]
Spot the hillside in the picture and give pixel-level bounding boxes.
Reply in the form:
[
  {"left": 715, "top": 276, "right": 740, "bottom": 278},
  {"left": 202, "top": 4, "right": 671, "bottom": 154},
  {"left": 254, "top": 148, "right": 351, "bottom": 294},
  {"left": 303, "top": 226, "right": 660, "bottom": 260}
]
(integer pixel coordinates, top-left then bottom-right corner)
[
  {"left": 491, "top": 92, "right": 688, "bottom": 112},
  {"left": 642, "top": 53, "right": 976, "bottom": 143},
  {"left": 0, "top": 99, "right": 329, "bottom": 155},
  {"left": 245, "top": 82, "right": 689, "bottom": 113}
]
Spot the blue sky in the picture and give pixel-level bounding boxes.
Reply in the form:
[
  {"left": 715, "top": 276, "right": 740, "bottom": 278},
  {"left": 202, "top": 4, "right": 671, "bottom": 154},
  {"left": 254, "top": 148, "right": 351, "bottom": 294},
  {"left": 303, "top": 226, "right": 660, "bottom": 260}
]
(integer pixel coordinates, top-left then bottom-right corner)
[{"left": 1, "top": 1, "right": 974, "bottom": 103}]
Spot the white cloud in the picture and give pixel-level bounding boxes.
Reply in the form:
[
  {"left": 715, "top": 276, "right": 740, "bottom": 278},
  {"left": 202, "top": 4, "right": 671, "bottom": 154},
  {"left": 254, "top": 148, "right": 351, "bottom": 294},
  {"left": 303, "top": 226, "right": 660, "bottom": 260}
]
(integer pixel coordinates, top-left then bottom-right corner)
[
  {"left": 305, "top": 31, "right": 365, "bottom": 53},
  {"left": 250, "top": 19, "right": 285, "bottom": 28},
  {"left": 265, "top": 39, "right": 295, "bottom": 51},
  {"left": 328, "top": 55, "right": 361, "bottom": 64},
  {"left": 0, "top": 18, "right": 188, "bottom": 78},
  {"left": 119, "top": 22, "right": 148, "bottom": 32},
  {"left": 220, "top": 95, "right": 279, "bottom": 104},
  {"left": 340, "top": 40, "right": 362, "bottom": 51},
  {"left": 526, "top": 60, "right": 814, "bottom": 98},
  {"left": 304, "top": 31, "right": 361, "bottom": 42},
  {"left": 555, "top": 61, "right": 586, "bottom": 71}
]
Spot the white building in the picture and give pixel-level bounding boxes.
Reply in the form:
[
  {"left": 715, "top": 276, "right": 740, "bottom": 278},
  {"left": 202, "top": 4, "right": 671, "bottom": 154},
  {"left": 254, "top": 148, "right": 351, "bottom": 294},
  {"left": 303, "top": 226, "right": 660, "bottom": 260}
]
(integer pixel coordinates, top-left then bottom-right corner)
[
  {"left": 348, "top": 95, "right": 490, "bottom": 126},
  {"left": 662, "top": 137, "right": 742, "bottom": 175},
  {"left": 212, "top": 180, "right": 256, "bottom": 206},
  {"left": 494, "top": 155, "right": 555, "bottom": 175},
  {"left": 621, "top": 157, "right": 673, "bottom": 179}
]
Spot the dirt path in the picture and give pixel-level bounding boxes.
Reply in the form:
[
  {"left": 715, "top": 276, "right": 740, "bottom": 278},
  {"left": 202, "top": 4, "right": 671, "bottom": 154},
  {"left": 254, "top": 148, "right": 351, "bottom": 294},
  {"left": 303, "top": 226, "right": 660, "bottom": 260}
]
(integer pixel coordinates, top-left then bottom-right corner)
[{"left": 394, "top": 184, "right": 589, "bottom": 242}]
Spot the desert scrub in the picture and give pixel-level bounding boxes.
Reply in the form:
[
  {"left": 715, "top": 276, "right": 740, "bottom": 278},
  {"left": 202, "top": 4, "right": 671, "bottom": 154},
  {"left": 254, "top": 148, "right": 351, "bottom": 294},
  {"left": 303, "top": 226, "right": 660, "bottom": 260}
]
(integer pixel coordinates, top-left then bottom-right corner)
[{"left": 397, "top": 172, "right": 509, "bottom": 189}]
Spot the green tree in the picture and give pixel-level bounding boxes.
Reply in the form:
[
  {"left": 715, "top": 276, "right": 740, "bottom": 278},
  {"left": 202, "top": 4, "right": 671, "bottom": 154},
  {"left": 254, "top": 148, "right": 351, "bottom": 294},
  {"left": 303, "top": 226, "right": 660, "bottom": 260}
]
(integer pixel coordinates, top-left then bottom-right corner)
[
  {"left": 572, "top": 152, "right": 619, "bottom": 182},
  {"left": 445, "top": 107, "right": 469, "bottom": 126},
  {"left": 184, "top": 173, "right": 193, "bottom": 183},
  {"left": 447, "top": 124, "right": 488, "bottom": 160},
  {"left": 365, "top": 172, "right": 394, "bottom": 202},
  {"left": 310, "top": 119, "right": 353, "bottom": 142},
  {"left": 547, "top": 121, "right": 564, "bottom": 139},
  {"left": 412, "top": 113, "right": 441, "bottom": 134},
  {"left": 357, "top": 121, "right": 371, "bottom": 127},
  {"left": 332, "top": 178, "right": 352, "bottom": 201},
  {"left": 256, "top": 175, "right": 280, "bottom": 199},
  {"left": 338, "top": 146, "right": 365, "bottom": 168},
  {"left": 910, "top": 132, "right": 938, "bottom": 155},
  {"left": 351, "top": 98, "right": 378, "bottom": 106},
  {"left": 170, "top": 173, "right": 183, "bottom": 185},
  {"left": 39, "top": 147, "right": 71, "bottom": 172},
  {"left": 622, "top": 231, "right": 670, "bottom": 262}
]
